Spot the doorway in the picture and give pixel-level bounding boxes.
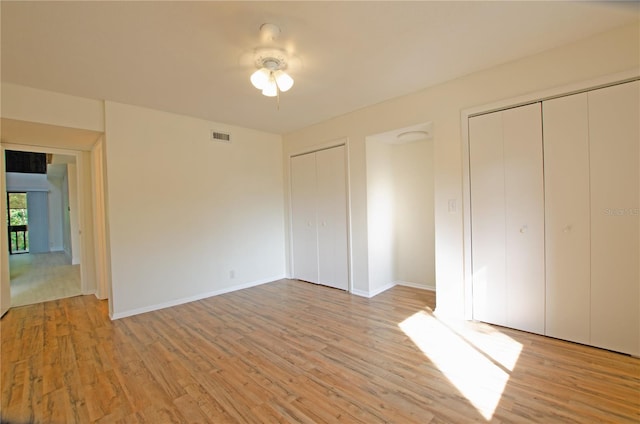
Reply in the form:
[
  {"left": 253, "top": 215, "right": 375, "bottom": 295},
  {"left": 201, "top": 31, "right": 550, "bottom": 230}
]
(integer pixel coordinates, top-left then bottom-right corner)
[
  {"left": 4, "top": 149, "right": 82, "bottom": 307},
  {"left": 365, "top": 122, "right": 436, "bottom": 295}
]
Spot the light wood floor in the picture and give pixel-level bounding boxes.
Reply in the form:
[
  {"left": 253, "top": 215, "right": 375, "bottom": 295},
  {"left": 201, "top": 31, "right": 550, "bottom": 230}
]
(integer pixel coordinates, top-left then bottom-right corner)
[
  {"left": 1, "top": 280, "right": 638, "bottom": 423},
  {"left": 9, "top": 252, "right": 81, "bottom": 307}
]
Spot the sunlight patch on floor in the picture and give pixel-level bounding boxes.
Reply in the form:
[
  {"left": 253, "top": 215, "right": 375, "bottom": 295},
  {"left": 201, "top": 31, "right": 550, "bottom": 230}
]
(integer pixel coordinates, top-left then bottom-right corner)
[{"left": 399, "top": 311, "right": 522, "bottom": 420}]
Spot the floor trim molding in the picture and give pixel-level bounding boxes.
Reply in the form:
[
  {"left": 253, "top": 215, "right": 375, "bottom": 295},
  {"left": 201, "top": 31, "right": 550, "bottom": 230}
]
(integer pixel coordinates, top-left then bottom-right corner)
[{"left": 110, "top": 275, "right": 285, "bottom": 320}]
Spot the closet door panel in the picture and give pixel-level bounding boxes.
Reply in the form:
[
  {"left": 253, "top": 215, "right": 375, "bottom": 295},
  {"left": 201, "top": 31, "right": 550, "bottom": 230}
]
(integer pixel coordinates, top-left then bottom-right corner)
[
  {"left": 543, "top": 93, "right": 591, "bottom": 344},
  {"left": 589, "top": 81, "right": 640, "bottom": 355},
  {"left": 469, "top": 111, "right": 507, "bottom": 327},
  {"left": 316, "top": 146, "right": 349, "bottom": 290},
  {"left": 290, "top": 153, "right": 319, "bottom": 283},
  {"left": 503, "top": 103, "right": 545, "bottom": 334}
]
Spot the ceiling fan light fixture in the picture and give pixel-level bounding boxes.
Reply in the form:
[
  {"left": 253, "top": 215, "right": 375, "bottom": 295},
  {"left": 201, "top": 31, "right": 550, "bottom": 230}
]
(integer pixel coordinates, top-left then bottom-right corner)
[
  {"left": 274, "top": 70, "right": 294, "bottom": 92},
  {"left": 249, "top": 25, "right": 296, "bottom": 103},
  {"left": 250, "top": 68, "right": 271, "bottom": 89},
  {"left": 250, "top": 56, "right": 294, "bottom": 97},
  {"left": 261, "top": 79, "right": 278, "bottom": 97}
]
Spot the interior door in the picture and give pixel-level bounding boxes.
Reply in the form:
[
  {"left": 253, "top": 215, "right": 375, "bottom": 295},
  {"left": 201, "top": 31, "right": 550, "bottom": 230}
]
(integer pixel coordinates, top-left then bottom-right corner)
[
  {"left": 502, "top": 103, "right": 545, "bottom": 334},
  {"left": 1, "top": 149, "right": 10, "bottom": 317},
  {"left": 290, "top": 152, "right": 319, "bottom": 283},
  {"left": 469, "top": 111, "right": 507, "bottom": 327},
  {"left": 290, "top": 145, "right": 349, "bottom": 291},
  {"left": 543, "top": 92, "right": 591, "bottom": 344},
  {"left": 316, "top": 146, "right": 349, "bottom": 290},
  {"left": 589, "top": 81, "right": 640, "bottom": 355},
  {"left": 469, "top": 103, "right": 544, "bottom": 334}
]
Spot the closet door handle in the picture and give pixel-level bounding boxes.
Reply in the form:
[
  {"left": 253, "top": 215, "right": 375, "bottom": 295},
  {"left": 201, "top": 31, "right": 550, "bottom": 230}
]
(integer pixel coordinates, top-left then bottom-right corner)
[
  {"left": 519, "top": 225, "right": 528, "bottom": 233},
  {"left": 562, "top": 225, "right": 572, "bottom": 233}
]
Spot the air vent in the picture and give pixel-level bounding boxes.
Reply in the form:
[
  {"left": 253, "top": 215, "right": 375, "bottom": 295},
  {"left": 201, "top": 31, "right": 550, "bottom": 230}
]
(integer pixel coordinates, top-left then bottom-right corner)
[{"left": 211, "top": 130, "right": 231, "bottom": 143}]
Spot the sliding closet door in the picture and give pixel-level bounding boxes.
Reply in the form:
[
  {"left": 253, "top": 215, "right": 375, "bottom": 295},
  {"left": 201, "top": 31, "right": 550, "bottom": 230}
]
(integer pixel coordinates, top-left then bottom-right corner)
[
  {"left": 290, "top": 153, "right": 319, "bottom": 283},
  {"left": 316, "top": 146, "right": 349, "bottom": 290},
  {"left": 470, "top": 103, "right": 544, "bottom": 334},
  {"left": 543, "top": 93, "right": 591, "bottom": 344},
  {"left": 589, "top": 81, "right": 640, "bottom": 355}
]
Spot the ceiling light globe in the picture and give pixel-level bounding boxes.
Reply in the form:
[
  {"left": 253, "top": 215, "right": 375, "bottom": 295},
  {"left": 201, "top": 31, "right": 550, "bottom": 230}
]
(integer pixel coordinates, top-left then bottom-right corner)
[
  {"left": 250, "top": 68, "right": 270, "bottom": 89},
  {"left": 274, "top": 70, "right": 294, "bottom": 92},
  {"left": 262, "top": 80, "right": 278, "bottom": 97}
]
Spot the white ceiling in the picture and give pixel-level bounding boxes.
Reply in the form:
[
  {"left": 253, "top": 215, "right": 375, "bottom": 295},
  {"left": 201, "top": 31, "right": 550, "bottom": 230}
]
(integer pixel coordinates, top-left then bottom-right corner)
[{"left": 1, "top": 1, "right": 638, "bottom": 135}]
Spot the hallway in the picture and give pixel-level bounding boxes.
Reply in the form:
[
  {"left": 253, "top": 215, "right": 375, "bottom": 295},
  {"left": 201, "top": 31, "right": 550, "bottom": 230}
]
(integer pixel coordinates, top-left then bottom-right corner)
[{"left": 9, "top": 252, "right": 80, "bottom": 307}]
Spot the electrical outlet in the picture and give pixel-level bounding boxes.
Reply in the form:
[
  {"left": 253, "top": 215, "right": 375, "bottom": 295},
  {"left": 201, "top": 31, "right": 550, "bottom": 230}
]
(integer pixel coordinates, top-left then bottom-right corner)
[{"left": 229, "top": 270, "right": 235, "bottom": 279}]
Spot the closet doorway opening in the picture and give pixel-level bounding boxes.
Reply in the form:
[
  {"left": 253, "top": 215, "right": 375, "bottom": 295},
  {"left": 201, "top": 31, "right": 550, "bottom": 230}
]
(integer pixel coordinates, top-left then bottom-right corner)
[{"left": 365, "top": 122, "right": 436, "bottom": 296}]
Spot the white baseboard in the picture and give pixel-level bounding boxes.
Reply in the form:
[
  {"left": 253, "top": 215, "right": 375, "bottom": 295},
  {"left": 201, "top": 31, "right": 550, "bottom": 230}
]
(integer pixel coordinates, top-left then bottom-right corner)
[
  {"left": 352, "top": 281, "right": 397, "bottom": 298},
  {"left": 351, "top": 280, "right": 436, "bottom": 298},
  {"left": 110, "top": 275, "right": 285, "bottom": 320},
  {"left": 370, "top": 282, "right": 397, "bottom": 297},
  {"left": 395, "top": 280, "right": 436, "bottom": 292},
  {"left": 351, "top": 288, "right": 372, "bottom": 298}
]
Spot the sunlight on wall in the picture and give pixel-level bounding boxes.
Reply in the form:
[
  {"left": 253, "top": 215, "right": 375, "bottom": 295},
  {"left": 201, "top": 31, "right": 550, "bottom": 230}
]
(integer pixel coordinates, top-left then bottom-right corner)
[{"left": 399, "top": 311, "right": 522, "bottom": 420}]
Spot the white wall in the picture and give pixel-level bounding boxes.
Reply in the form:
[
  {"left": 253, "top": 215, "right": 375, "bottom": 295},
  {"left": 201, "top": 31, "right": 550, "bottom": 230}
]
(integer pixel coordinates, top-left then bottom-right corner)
[
  {"left": 67, "top": 163, "right": 81, "bottom": 265},
  {"left": 1, "top": 83, "right": 104, "bottom": 132},
  {"left": 104, "top": 101, "right": 285, "bottom": 318},
  {"left": 61, "top": 170, "right": 71, "bottom": 258},
  {"left": 91, "top": 137, "right": 111, "bottom": 301},
  {"left": 365, "top": 139, "right": 395, "bottom": 295},
  {"left": 47, "top": 175, "right": 64, "bottom": 251},
  {"left": 6, "top": 172, "right": 48, "bottom": 191},
  {"left": 283, "top": 22, "right": 640, "bottom": 320},
  {"left": 79, "top": 150, "right": 96, "bottom": 294},
  {"left": 393, "top": 139, "right": 435, "bottom": 289}
]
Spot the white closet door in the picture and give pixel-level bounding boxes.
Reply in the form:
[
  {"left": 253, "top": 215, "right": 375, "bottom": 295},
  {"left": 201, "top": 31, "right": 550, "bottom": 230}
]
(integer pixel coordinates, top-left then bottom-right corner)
[
  {"left": 543, "top": 93, "right": 591, "bottom": 344},
  {"left": 470, "top": 103, "right": 544, "bottom": 333},
  {"left": 316, "top": 146, "right": 349, "bottom": 290},
  {"left": 503, "top": 104, "right": 545, "bottom": 334},
  {"left": 589, "top": 81, "right": 640, "bottom": 356},
  {"left": 470, "top": 111, "right": 507, "bottom": 327},
  {"left": 290, "top": 153, "right": 319, "bottom": 283}
]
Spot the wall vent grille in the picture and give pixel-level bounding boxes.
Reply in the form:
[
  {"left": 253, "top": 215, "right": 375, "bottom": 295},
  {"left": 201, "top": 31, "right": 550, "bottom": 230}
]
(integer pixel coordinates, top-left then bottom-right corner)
[{"left": 211, "top": 130, "right": 231, "bottom": 143}]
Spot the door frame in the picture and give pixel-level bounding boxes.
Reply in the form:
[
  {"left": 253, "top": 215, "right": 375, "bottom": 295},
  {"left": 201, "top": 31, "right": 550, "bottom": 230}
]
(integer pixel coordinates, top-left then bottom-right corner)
[
  {"left": 1, "top": 143, "right": 92, "bottom": 307},
  {"left": 287, "top": 138, "right": 353, "bottom": 293}
]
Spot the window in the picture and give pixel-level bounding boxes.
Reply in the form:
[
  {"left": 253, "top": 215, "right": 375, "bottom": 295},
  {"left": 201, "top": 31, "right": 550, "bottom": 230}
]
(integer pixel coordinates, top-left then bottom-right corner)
[{"left": 7, "top": 192, "right": 29, "bottom": 253}]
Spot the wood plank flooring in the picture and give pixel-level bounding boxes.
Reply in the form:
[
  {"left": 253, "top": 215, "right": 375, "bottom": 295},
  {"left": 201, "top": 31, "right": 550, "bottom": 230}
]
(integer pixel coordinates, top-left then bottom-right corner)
[{"left": 1, "top": 279, "right": 638, "bottom": 423}]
